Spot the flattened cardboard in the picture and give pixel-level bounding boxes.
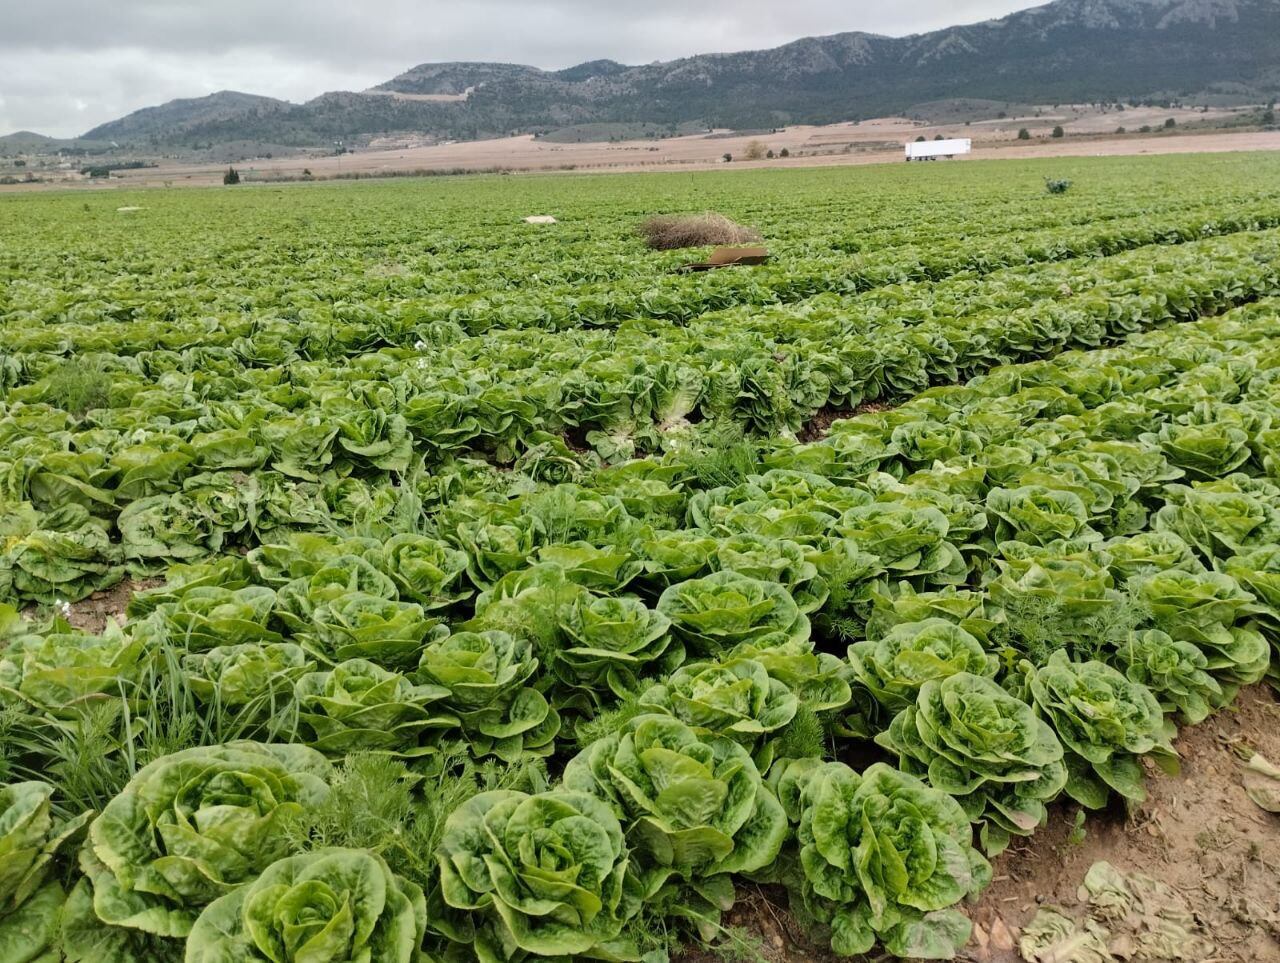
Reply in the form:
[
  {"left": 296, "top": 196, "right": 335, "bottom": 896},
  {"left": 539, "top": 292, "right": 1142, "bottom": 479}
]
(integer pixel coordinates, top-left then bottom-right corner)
[{"left": 679, "top": 246, "right": 770, "bottom": 272}]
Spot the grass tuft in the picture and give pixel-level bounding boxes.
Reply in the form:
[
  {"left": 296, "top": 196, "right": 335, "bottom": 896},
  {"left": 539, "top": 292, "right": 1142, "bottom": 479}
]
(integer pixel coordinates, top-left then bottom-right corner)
[{"left": 637, "top": 212, "right": 762, "bottom": 251}]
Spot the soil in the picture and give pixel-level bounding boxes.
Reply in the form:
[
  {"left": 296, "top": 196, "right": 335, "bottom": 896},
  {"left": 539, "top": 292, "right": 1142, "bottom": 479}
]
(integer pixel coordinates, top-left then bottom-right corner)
[
  {"left": 36, "top": 578, "right": 163, "bottom": 633},
  {"left": 9, "top": 121, "right": 1279, "bottom": 192},
  {"left": 799, "top": 402, "right": 896, "bottom": 443},
  {"left": 972, "top": 684, "right": 1280, "bottom": 963},
  {"left": 678, "top": 685, "right": 1280, "bottom": 963}
]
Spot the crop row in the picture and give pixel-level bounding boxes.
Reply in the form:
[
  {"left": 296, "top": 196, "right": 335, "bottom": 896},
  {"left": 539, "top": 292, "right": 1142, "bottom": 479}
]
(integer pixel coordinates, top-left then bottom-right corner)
[
  {"left": 3, "top": 300, "right": 1280, "bottom": 960},
  {"left": 3, "top": 237, "right": 1280, "bottom": 610},
  {"left": 6, "top": 196, "right": 1280, "bottom": 360}
]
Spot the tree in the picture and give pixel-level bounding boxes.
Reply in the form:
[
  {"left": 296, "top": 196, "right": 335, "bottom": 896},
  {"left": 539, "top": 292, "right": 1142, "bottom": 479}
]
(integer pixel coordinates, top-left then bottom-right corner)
[
  {"left": 722, "top": 153, "right": 733, "bottom": 163},
  {"left": 1115, "top": 126, "right": 1127, "bottom": 134},
  {"left": 1263, "top": 108, "right": 1276, "bottom": 126},
  {"left": 1017, "top": 128, "right": 1031, "bottom": 140},
  {"left": 779, "top": 148, "right": 790, "bottom": 158},
  {"left": 915, "top": 135, "right": 927, "bottom": 143},
  {"left": 766, "top": 149, "right": 775, "bottom": 159},
  {"left": 1051, "top": 126, "right": 1065, "bottom": 139},
  {"left": 1164, "top": 117, "right": 1177, "bottom": 129},
  {"left": 743, "top": 140, "right": 767, "bottom": 161},
  {"left": 934, "top": 134, "right": 945, "bottom": 141},
  {"left": 223, "top": 167, "right": 241, "bottom": 185}
]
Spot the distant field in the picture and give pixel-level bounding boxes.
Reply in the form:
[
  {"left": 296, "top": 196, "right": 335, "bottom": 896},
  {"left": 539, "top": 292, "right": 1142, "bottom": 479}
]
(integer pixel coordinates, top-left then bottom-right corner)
[
  {"left": 4, "top": 103, "right": 1274, "bottom": 190},
  {"left": 3, "top": 153, "right": 1280, "bottom": 963}
]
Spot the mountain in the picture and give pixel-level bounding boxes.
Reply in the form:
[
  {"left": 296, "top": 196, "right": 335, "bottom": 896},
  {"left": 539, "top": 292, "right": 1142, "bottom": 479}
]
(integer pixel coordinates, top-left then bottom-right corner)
[
  {"left": 0, "top": 130, "right": 111, "bottom": 155},
  {"left": 25, "top": 0, "right": 1280, "bottom": 151},
  {"left": 82, "top": 91, "right": 292, "bottom": 144}
]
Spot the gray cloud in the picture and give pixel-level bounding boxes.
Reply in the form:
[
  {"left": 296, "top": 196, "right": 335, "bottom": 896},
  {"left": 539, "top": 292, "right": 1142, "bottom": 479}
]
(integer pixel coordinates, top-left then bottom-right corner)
[{"left": 2, "top": 1, "right": 1039, "bottom": 137}]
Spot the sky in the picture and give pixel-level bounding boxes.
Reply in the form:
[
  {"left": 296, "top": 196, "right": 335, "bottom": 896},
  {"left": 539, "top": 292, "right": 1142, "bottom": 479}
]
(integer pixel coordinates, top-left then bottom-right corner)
[{"left": 1, "top": 0, "right": 1042, "bottom": 138}]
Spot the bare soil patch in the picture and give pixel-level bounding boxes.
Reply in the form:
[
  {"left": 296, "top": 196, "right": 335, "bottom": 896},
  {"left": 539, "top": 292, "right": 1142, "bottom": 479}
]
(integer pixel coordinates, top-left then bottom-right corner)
[
  {"left": 12, "top": 119, "right": 1277, "bottom": 193},
  {"left": 43, "top": 578, "right": 162, "bottom": 633},
  {"left": 799, "top": 402, "right": 896, "bottom": 443}
]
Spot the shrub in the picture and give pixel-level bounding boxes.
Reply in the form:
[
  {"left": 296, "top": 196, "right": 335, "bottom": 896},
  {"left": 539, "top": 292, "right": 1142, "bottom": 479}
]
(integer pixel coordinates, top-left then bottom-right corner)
[
  {"left": 1046, "top": 178, "right": 1073, "bottom": 195},
  {"left": 1165, "top": 117, "right": 1177, "bottom": 129},
  {"left": 636, "top": 212, "right": 762, "bottom": 251},
  {"left": 223, "top": 167, "right": 240, "bottom": 185},
  {"left": 1051, "top": 126, "right": 1065, "bottom": 138},
  {"left": 1018, "top": 128, "right": 1031, "bottom": 140},
  {"left": 743, "top": 140, "right": 767, "bottom": 161},
  {"left": 779, "top": 147, "right": 790, "bottom": 157}
]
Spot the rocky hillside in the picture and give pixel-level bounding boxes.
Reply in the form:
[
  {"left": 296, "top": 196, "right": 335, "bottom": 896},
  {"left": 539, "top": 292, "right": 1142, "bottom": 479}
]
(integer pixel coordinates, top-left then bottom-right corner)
[{"left": 53, "top": 0, "right": 1280, "bottom": 149}]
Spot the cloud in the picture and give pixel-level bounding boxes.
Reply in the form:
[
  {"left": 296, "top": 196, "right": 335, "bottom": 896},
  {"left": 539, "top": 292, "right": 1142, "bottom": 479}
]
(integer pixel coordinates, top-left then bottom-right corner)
[{"left": 1, "top": 0, "right": 1038, "bottom": 137}]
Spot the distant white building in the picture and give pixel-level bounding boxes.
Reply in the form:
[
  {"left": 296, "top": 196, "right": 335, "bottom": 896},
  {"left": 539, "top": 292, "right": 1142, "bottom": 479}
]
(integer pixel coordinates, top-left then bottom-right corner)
[{"left": 906, "top": 138, "right": 972, "bottom": 161}]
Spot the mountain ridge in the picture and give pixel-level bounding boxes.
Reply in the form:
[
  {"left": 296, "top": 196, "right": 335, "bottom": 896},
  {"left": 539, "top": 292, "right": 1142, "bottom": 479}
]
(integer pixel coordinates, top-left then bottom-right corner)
[{"left": 17, "top": 0, "right": 1280, "bottom": 150}]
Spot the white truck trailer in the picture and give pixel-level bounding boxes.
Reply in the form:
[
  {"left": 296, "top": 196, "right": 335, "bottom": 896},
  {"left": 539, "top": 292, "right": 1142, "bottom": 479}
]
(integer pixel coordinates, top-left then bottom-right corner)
[{"left": 905, "top": 138, "right": 972, "bottom": 162}]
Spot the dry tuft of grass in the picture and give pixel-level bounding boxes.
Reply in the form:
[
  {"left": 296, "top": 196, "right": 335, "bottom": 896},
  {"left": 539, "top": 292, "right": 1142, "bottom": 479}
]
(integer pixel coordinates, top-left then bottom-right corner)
[{"left": 637, "top": 212, "right": 762, "bottom": 251}]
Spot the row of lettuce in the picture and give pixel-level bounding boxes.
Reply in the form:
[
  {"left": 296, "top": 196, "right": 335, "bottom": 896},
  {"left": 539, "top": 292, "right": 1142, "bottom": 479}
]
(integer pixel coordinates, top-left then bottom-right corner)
[
  {"left": 3, "top": 304, "right": 1280, "bottom": 960},
  {"left": 4, "top": 158, "right": 1276, "bottom": 341},
  {"left": 5, "top": 238, "right": 1280, "bottom": 608},
  {"left": 3, "top": 201, "right": 1279, "bottom": 360}
]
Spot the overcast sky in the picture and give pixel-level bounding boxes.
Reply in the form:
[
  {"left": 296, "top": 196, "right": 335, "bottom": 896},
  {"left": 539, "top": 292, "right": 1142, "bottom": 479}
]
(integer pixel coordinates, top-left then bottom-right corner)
[{"left": 2, "top": 0, "right": 1042, "bottom": 138}]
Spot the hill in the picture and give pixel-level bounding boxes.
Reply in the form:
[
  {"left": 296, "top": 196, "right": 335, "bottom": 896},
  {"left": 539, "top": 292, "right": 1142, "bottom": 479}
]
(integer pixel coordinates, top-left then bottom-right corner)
[
  {"left": 82, "top": 91, "right": 293, "bottom": 144},
  {"left": 16, "top": 0, "right": 1280, "bottom": 151}
]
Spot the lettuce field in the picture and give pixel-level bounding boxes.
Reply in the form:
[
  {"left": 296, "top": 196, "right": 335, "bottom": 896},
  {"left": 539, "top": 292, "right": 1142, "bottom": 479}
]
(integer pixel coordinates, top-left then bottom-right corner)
[{"left": 2, "top": 153, "right": 1280, "bottom": 962}]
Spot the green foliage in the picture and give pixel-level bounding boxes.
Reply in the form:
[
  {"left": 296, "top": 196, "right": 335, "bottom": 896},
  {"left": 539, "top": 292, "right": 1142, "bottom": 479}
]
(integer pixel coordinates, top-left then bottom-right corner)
[
  {"left": 186, "top": 848, "right": 426, "bottom": 962},
  {"left": 563, "top": 714, "right": 787, "bottom": 880},
  {"left": 876, "top": 673, "right": 1067, "bottom": 855},
  {"left": 435, "top": 789, "right": 641, "bottom": 959},
  {"left": 771, "top": 760, "right": 991, "bottom": 959},
  {"left": 41, "top": 357, "right": 115, "bottom": 415},
  {"left": 1024, "top": 651, "right": 1177, "bottom": 809},
  {"left": 3, "top": 158, "right": 1280, "bottom": 962}
]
